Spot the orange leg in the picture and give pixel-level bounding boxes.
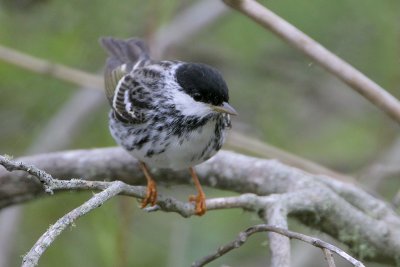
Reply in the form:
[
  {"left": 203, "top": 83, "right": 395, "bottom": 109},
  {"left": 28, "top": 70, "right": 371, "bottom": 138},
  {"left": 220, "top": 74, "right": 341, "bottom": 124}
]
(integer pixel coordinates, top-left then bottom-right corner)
[
  {"left": 139, "top": 161, "right": 158, "bottom": 208},
  {"left": 188, "top": 167, "right": 207, "bottom": 216}
]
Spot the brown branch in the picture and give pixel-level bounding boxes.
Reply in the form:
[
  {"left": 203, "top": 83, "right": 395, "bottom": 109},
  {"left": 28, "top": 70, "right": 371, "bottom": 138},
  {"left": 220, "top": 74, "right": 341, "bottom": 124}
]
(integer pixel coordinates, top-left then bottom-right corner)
[
  {"left": 191, "top": 224, "right": 364, "bottom": 267},
  {"left": 152, "top": 0, "right": 228, "bottom": 59},
  {"left": 0, "top": 45, "right": 103, "bottom": 89},
  {"left": 222, "top": 0, "right": 400, "bottom": 124}
]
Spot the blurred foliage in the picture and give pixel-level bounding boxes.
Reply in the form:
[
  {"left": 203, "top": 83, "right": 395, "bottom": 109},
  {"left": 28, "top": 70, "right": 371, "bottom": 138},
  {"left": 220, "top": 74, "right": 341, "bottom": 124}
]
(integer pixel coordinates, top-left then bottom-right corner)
[{"left": 0, "top": 0, "right": 399, "bottom": 266}]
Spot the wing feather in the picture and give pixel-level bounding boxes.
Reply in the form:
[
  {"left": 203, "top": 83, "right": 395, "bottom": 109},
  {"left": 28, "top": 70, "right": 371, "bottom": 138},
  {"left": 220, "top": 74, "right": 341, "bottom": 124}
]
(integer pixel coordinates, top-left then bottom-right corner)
[
  {"left": 100, "top": 37, "right": 152, "bottom": 116},
  {"left": 112, "top": 73, "right": 152, "bottom": 123}
]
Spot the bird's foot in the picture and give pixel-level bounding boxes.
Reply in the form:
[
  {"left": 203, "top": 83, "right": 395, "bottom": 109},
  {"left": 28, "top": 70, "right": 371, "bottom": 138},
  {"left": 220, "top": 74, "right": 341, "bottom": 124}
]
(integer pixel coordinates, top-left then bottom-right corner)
[
  {"left": 189, "top": 192, "right": 207, "bottom": 216},
  {"left": 141, "top": 179, "right": 157, "bottom": 208}
]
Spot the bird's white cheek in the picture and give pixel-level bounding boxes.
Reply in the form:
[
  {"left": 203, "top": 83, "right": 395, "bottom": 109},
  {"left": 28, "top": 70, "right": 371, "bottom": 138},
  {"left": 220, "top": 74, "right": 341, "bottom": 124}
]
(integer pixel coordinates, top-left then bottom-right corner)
[
  {"left": 179, "top": 101, "right": 211, "bottom": 117},
  {"left": 173, "top": 91, "right": 211, "bottom": 117}
]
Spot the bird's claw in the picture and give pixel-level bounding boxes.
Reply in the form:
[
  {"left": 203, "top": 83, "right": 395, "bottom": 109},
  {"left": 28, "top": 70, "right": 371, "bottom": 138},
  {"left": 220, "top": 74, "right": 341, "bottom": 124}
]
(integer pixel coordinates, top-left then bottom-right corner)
[
  {"left": 141, "top": 179, "right": 157, "bottom": 208},
  {"left": 189, "top": 193, "right": 207, "bottom": 216}
]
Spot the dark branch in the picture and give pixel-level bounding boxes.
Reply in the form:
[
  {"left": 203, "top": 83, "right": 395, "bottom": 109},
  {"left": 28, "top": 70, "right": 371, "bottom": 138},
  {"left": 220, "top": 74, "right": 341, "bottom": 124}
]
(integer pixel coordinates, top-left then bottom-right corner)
[{"left": 192, "top": 224, "right": 364, "bottom": 267}]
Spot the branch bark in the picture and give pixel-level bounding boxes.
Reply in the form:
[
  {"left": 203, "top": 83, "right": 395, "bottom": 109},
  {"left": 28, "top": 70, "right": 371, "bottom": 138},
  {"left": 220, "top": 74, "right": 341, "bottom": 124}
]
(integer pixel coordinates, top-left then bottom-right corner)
[
  {"left": 264, "top": 200, "right": 290, "bottom": 267},
  {"left": 1, "top": 148, "right": 399, "bottom": 265},
  {"left": 323, "top": 248, "right": 337, "bottom": 267},
  {"left": 0, "top": 155, "right": 366, "bottom": 266},
  {"left": 21, "top": 181, "right": 125, "bottom": 267}
]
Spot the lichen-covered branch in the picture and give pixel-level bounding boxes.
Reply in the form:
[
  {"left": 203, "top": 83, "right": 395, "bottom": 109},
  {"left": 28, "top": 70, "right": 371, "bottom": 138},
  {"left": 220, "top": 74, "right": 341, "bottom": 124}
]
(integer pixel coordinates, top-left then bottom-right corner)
[
  {"left": 1, "top": 148, "right": 399, "bottom": 265},
  {"left": 1, "top": 155, "right": 365, "bottom": 267}
]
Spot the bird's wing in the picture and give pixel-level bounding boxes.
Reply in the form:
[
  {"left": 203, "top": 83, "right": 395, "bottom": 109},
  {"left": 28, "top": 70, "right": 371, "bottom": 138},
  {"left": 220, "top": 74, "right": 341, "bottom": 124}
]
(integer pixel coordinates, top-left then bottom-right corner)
[
  {"left": 99, "top": 37, "right": 151, "bottom": 108},
  {"left": 104, "top": 64, "right": 127, "bottom": 106},
  {"left": 111, "top": 72, "right": 154, "bottom": 123}
]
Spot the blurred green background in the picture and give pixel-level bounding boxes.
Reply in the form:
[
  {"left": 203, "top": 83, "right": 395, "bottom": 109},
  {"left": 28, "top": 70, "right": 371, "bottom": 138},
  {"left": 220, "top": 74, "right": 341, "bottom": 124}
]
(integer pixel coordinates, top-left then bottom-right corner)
[{"left": 0, "top": 0, "right": 399, "bottom": 266}]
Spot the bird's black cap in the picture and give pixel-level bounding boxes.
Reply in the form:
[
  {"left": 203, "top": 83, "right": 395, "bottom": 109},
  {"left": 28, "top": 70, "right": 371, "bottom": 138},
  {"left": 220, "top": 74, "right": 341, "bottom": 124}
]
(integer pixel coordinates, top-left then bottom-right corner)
[{"left": 176, "top": 63, "right": 229, "bottom": 106}]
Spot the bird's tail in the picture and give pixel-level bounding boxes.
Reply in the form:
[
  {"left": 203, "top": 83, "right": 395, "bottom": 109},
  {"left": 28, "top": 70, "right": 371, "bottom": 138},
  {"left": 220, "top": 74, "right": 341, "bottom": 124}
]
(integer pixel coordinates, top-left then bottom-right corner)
[
  {"left": 100, "top": 37, "right": 150, "bottom": 74},
  {"left": 100, "top": 37, "right": 150, "bottom": 106}
]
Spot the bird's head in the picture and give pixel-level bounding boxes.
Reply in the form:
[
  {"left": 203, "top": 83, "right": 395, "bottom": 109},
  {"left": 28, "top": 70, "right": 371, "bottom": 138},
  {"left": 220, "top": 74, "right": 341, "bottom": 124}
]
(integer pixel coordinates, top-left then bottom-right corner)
[{"left": 175, "top": 63, "right": 237, "bottom": 117}]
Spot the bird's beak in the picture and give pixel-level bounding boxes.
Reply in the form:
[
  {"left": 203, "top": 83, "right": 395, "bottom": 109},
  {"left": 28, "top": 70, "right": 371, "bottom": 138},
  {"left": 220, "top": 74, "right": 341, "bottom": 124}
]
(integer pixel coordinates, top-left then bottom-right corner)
[{"left": 211, "top": 102, "right": 238, "bottom": 116}]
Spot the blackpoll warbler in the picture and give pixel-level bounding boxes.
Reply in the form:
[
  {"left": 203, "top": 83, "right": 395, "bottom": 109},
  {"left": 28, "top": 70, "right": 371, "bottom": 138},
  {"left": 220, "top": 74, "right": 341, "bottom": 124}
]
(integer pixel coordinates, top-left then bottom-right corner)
[{"left": 100, "top": 37, "right": 237, "bottom": 215}]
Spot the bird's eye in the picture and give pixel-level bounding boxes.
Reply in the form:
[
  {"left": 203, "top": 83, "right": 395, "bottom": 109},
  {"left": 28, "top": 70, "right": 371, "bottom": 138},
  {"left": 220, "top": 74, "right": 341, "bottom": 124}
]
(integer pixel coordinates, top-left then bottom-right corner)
[{"left": 193, "top": 93, "right": 202, "bottom": 102}]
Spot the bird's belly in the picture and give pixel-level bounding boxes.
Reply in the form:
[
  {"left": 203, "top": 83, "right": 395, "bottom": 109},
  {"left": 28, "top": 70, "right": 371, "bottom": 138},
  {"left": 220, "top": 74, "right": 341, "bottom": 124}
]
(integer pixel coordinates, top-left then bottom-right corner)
[
  {"left": 110, "top": 117, "right": 226, "bottom": 170},
  {"left": 145, "top": 133, "right": 219, "bottom": 169}
]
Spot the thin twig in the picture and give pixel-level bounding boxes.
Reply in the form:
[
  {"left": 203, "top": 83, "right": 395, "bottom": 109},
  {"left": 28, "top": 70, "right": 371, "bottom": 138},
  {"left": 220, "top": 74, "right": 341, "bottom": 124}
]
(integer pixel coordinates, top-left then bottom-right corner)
[
  {"left": 0, "top": 156, "right": 54, "bottom": 194},
  {"left": 1, "top": 149, "right": 286, "bottom": 220},
  {"left": 223, "top": 0, "right": 400, "bottom": 124},
  {"left": 21, "top": 181, "right": 124, "bottom": 267},
  {"left": 0, "top": 154, "right": 281, "bottom": 217},
  {"left": 191, "top": 224, "right": 365, "bottom": 267},
  {"left": 0, "top": 45, "right": 103, "bottom": 89},
  {"left": 152, "top": 0, "right": 228, "bottom": 59},
  {"left": 323, "top": 248, "right": 337, "bottom": 267},
  {"left": 0, "top": 155, "right": 264, "bottom": 217}
]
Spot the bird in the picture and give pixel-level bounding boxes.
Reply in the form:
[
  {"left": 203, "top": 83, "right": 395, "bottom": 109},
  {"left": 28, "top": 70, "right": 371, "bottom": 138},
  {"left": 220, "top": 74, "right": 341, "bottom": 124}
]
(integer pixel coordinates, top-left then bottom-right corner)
[{"left": 100, "top": 37, "right": 237, "bottom": 216}]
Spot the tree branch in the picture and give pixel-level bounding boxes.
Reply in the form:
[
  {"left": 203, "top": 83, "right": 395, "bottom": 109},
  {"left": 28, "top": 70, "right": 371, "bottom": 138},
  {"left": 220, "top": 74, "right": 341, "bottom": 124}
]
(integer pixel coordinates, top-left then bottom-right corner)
[
  {"left": 151, "top": 0, "right": 228, "bottom": 59},
  {"left": 1, "top": 155, "right": 366, "bottom": 267},
  {"left": 222, "top": 0, "right": 400, "bottom": 124},
  {"left": 191, "top": 224, "right": 364, "bottom": 267},
  {"left": 0, "top": 45, "right": 103, "bottom": 89},
  {"left": 0, "top": 148, "right": 399, "bottom": 265},
  {"left": 21, "top": 181, "right": 124, "bottom": 267},
  {"left": 323, "top": 248, "right": 337, "bottom": 267},
  {"left": 264, "top": 201, "right": 290, "bottom": 267}
]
